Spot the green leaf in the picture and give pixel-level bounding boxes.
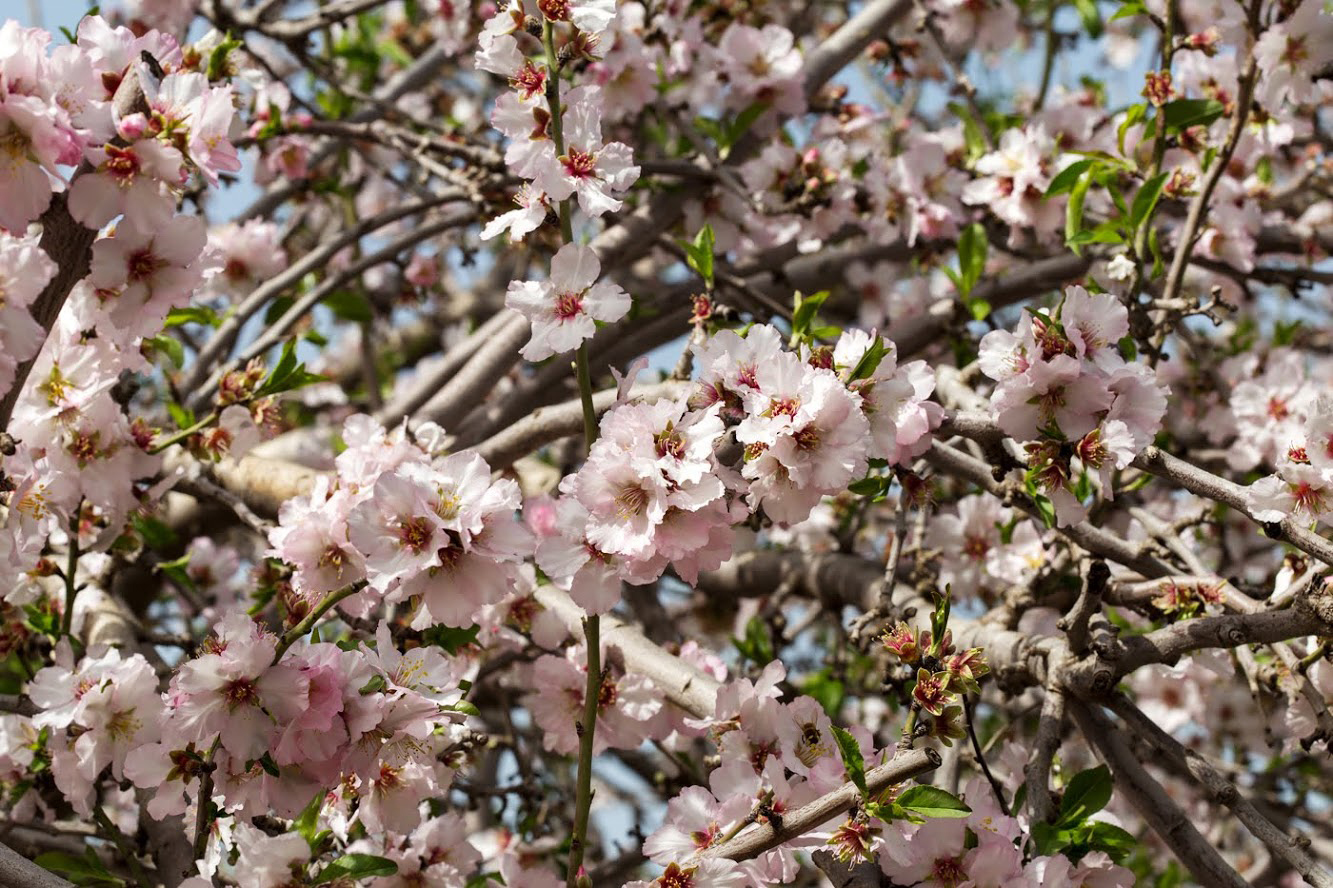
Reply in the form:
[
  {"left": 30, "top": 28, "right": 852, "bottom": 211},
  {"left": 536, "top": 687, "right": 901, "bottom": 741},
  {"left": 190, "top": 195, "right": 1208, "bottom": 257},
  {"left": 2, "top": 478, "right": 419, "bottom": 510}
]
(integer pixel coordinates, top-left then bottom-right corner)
[
  {"left": 791, "top": 290, "right": 831, "bottom": 341},
  {"left": 167, "top": 401, "right": 195, "bottom": 431},
  {"left": 968, "top": 299, "right": 992, "bottom": 321},
  {"left": 1030, "top": 492, "right": 1057, "bottom": 529},
  {"left": 144, "top": 334, "right": 184, "bottom": 369},
  {"left": 34, "top": 850, "right": 125, "bottom": 886},
  {"left": 803, "top": 669, "right": 846, "bottom": 718},
  {"left": 422, "top": 624, "right": 481, "bottom": 654},
  {"left": 732, "top": 616, "right": 775, "bottom": 665},
  {"left": 1067, "top": 221, "right": 1127, "bottom": 246},
  {"left": 948, "top": 101, "right": 988, "bottom": 162},
  {"left": 1129, "top": 172, "right": 1169, "bottom": 233},
  {"left": 466, "top": 873, "right": 506, "bottom": 888},
  {"left": 1072, "top": 0, "right": 1104, "bottom": 36},
  {"left": 1117, "top": 103, "right": 1147, "bottom": 157},
  {"left": 294, "top": 791, "right": 326, "bottom": 848},
  {"left": 255, "top": 340, "right": 326, "bottom": 398},
  {"left": 132, "top": 514, "right": 177, "bottom": 550},
  {"left": 322, "top": 289, "right": 373, "bottom": 323},
  {"left": 723, "top": 102, "right": 768, "bottom": 155},
  {"left": 154, "top": 553, "right": 196, "bottom": 593},
  {"left": 848, "top": 336, "right": 891, "bottom": 382},
  {"left": 955, "top": 222, "right": 988, "bottom": 299},
  {"left": 1160, "top": 98, "right": 1225, "bottom": 134},
  {"left": 830, "top": 725, "right": 867, "bottom": 797},
  {"left": 312, "top": 853, "right": 398, "bottom": 884},
  {"left": 165, "top": 306, "right": 220, "bottom": 328},
  {"left": 1111, "top": 0, "right": 1148, "bottom": 20},
  {"left": 1058, "top": 764, "right": 1114, "bottom": 827},
  {"left": 848, "top": 476, "right": 886, "bottom": 497},
  {"left": 1081, "top": 820, "right": 1137, "bottom": 861},
  {"left": 1045, "top": 159, "right": 1097, "bottom": 198},
  {"left": 683, "top": 224, "right": 716, "bottom": 289},
  {"left": 1118, "top": 335, "right": 1138, "bottom": 362},
  {"left": 1065, "top": 165, "right": 1095, "bottom": 252},
  {"left": 896, "top": 785, "right": 972, "bottom": 819},
  {"left": 206, "top": 31, "right": 242, "bottom": 81}
]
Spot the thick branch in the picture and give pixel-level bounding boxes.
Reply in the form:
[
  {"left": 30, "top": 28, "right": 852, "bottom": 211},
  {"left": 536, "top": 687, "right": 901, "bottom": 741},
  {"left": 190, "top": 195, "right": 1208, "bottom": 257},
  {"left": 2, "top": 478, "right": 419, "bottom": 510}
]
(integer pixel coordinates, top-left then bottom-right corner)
[
  {"left": 1107, "top": 695, "right": 1333, "bottom": 888},
  {"left": 1070, "top": 700, "right": 1248, "bottom": 888},
  {"left": 0, "top": 840, "right": 75, "bottom": 888}
]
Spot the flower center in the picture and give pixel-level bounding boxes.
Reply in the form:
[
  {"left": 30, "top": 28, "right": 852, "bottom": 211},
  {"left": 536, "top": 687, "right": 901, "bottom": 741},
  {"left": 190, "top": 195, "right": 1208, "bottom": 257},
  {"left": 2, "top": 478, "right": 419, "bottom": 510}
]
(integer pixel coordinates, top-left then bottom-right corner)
[
  {"left": 103, "top": 144, "right": 141, "bottom": 183},
  {"left": 554, "top": 290, "right": 584, "bottom": 321},
  {"left": 397, "top": 516, "right": 435, "bottom": 554},
  {"left": 511, "top": 62, "right": 547, "bottom": 100},
  {"left": 127, "top": 248, "right": 166, "bottom": 283},
  {"left": 222, "top": 677, "right": 258, "bottom": 710},
  {"left": 931, "top": 855, "right": 967, "bottom": 887},
  {"left": 562, "top": 147, "right": 598, "bottom": 179}
]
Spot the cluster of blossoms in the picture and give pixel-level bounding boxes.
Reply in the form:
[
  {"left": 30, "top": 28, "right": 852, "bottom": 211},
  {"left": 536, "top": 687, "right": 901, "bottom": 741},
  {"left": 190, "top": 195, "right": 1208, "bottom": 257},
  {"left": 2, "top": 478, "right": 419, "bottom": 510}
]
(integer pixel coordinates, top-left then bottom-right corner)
[
  {"left": 480, "top": 0, "right": 641, "bottom": 359},
  {"left": 270, "top": 414, "right": 533, "bottom": 630},
  {"left": 978, "top": 285, "right": 1169, "bottom": 526},
  {"left": 531, "top": 323, "right": 941, "bottom": 615},
  {"left": 1247, "top": 397, "right": 1333, "bottom": 525},
  {"left": 924, "top": 493, "right": 1047, "bottom": 600},
  {"left": 633, "top": 655, "right": 1134, "bottom": 888},
  {"left": 0, "top": 16, "right": 239, "bottom": 589},
  {"left": 27, "top": 610, "right": 482, "bottom": 883},
  {"left": 882, "top": 621, "right": 989, "bottom": 744}
]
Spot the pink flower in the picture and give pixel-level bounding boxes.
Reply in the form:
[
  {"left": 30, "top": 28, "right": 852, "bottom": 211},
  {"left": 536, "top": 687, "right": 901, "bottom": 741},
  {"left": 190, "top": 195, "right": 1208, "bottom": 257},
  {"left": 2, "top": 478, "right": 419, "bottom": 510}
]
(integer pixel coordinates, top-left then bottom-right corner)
[
  {"left": 347, "top": 470, "right": 444, "bottom": 593},
  {"left": 992, "top": 354, "right": 1113, "bottom": 442},
  {"left": 642, "top": 785, "right": 751, "bottom": 861},
  {"left": 506, "top": 242, "right": 630, "bottom": 361},
  {"left": 1061, "top": 285, "right": 1128, "bottom": 371},
  {"left": 531, "top": 87, "right": 640, "bottom": 217},
  {"left": 170, "top": 612, "right": 310, "bottom": 761},
  {"left": 87, "top": 215, "right": 208, "bottom": 334},
  {"left": 68, "top": 137, "right": 183, "bottom": 229},
  {"left": 716, "top": 23, "right": 805, "bottom": 116},
  {"left": 232, "top": 822, "right": 312, "bottom": 888},
  {"left": 525, "top": 647, "right": 661, "bottom": 755},
  {"left": 0, "top": 232, "right": 55, "bottom": 398},
  {"left": 1252, "top": 0, "right": 1333, "bottom": 110}
]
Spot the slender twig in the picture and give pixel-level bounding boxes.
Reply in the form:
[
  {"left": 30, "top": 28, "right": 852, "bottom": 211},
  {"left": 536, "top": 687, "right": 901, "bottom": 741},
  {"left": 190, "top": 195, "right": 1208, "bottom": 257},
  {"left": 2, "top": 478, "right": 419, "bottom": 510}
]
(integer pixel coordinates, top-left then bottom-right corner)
[
  {"left": 963, "top": 696, "right": 1010, "bottom": 816},
  {"left": 271, "top": 581, "right": 368, "bottom": 664}
]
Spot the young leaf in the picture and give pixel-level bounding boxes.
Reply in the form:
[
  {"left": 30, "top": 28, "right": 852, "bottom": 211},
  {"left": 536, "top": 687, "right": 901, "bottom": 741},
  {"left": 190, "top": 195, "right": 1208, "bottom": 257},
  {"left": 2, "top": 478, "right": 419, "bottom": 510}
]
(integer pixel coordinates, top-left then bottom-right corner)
[
  {"left": 683, "top": 224, "right": 716, "bottom": 289},
  {"left": 144, "top": 334, "right": 185, "bottom": 369},
  {"left": 1045, "top": 158, "right": 1097, "bottom": 198},
  {"left": 830, "top": 725, "right": 867, "bottom": 798},
  {"left": 1058, "top": 764, "right": 1114, "bottom": 827},
  {"left": 1160, "top": 98, "right": 1225, "bottom": 134},
  {"left": 255, "top": 340, "right": 327, "bottom": 398},
  {"left": 791, "top": 290, "right": 831, "bottom": 341},
  {"left": 955, "top": 223, "right": 988, "bottom": 298},
  {"left": 1065, "top": 165, "right": 1095, "bottom": 252},
  {"left": 896, "top": 785, "right": 972, "bottom": 819},
  {"left": 312, "top": 854, "right": 398, "bottom": 884},
  {"left": 1129, "top": 171, "right": 1169, "bottom": 233},
  {"left": 848, "top": 336, "right": 891, "bottom": 382}
]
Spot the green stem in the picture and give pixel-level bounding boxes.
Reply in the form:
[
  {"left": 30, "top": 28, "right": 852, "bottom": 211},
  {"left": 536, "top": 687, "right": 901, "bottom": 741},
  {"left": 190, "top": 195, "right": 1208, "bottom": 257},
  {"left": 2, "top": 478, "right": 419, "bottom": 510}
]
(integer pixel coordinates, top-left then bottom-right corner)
[
  {"left": 565, "top": 614, "right": 601, "bottom": 888},
  {"left": 540, "top": 20, "right": 602, "bottom": 887},
  {"left": 542, "top": 21, "right": 575, "bottom": 244},
  {"left": 574, "top": 344, "right": 598, "bottom": 449},
  {"left": 148, "top": 410, "right": 219, "bottom": 455},
  {"left": 271, "top": 581, "right": 367, "bottom": 664},
  {"left": 94, "top": 805, "right": 151, "bottom": 888},
  {"left": 60, "top": 515, "right": 80, "bottom": 639},
  {"left": 192, "top": 737, "right": 221, "bottom": 861}
]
